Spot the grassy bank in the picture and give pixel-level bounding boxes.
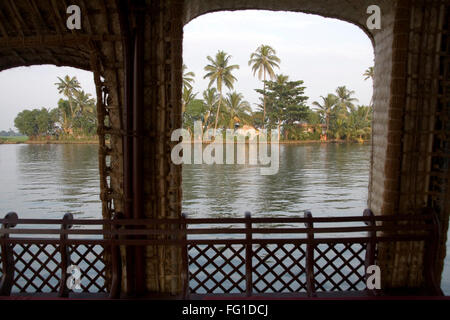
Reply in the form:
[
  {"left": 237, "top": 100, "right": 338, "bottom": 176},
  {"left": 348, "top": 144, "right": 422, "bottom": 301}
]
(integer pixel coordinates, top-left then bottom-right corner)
[
  {"left": 1, "top": 136, "right": 369, "bottom": 145},
  {"left": 24, "top": 139, "right": 98, "bottom": 144},
  {"left": 0, "top": 136, "right": 29, "bottom": 144},
  {"left": 0, "top": 136, "right": 98, "bottom": 144},
  {"left": 278, "top": 139, "right": 369, "bottom": 144},
  {"left": 180, "top": 139, "right": 370, "bottom": 144}
]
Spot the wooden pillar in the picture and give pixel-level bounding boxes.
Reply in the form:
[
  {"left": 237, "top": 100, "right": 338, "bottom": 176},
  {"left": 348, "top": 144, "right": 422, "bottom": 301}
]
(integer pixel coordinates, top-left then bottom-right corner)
[
  {"left": 115, "top": 0, "right": 184, "bottom": 296},
  {"left": 141, "top": 0, "right": 184, "bottom": 295}
]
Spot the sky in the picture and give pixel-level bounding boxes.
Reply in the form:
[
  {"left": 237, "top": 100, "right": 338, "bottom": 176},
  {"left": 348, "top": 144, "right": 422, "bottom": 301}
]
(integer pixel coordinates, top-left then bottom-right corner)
[{"left": 0, "top": 10, "right": 374, "bottom": 132}]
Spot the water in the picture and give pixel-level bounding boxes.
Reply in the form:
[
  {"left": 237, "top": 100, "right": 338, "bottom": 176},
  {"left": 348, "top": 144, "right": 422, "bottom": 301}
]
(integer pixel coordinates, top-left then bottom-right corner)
[
  {"left": 0, "top": 144, "right": 101, "bottom": 219},
  {"left": 183, "top": 143, "right": 370, "bottom": 218},
  {"left": 0, "top": 143, "right": 448, "bottom": 294}
]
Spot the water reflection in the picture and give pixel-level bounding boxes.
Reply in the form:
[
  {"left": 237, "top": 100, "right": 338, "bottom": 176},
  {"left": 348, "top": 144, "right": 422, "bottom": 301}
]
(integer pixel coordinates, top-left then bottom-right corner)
[
  {"left": 1, "top": 143, "right": 450, "bottom": 294},
  {"left": 0, "top": 144, "right": 101, "bottom": 219},
  {"left": 182, "top": 143, "right": 370, "bottom": 218}
]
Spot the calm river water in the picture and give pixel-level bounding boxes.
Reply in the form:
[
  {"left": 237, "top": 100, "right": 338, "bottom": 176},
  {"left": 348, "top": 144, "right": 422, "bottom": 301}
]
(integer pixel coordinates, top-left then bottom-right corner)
[{"left": 0, "top": 143, "right": 448, "bottom": 293}]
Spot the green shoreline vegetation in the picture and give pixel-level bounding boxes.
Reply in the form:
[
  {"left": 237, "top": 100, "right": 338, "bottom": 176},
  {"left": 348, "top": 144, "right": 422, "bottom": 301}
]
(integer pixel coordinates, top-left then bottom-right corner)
[
  {"left": 183, "top": 45, "right": 373, "bottom": 144},
  {"left": 6, "top": 45, "right": 373, "bottom": 145}
]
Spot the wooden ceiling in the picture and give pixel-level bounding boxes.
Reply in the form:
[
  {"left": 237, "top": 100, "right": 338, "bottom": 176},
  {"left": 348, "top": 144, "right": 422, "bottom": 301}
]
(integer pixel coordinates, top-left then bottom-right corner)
[{"left": 0, "top": 0, "right": 123, "bottom": 71}]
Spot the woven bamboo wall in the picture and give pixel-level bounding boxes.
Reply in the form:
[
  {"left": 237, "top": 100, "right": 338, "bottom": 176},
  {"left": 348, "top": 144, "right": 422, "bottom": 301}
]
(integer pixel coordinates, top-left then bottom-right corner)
[
  {"left": 141, "top": 0, "right": 184, "bottom": 294},
  {"left": 374, "top": 0, "right": 449, "bottom": 288}
]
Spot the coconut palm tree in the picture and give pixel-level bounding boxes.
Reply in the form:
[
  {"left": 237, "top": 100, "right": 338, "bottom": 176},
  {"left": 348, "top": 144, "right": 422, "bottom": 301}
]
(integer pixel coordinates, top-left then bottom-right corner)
[
  {"left": 202, "top": 88, "right": 218, "bottom": 130},
  {"left": 364, "top": 66, "right": 375, "bottom": 108},
  {"left": 55, "top": 75, "right": 81, "bottom": 122},
  {"left": 74, "top": 90, "right": 95, "bottom": 115},
  {"left": 204, "top": 50, "right": 239, "bottom": 135},
  {"left": 346, "top": 105, "right": 372, "bottom": 142},
  {"left": 313, "top": 94, "right": 338, "bottom": 138},
  {"left": 334, "top": 117, "right": 347, "bottom": 140},
  {"left": 182, "top": 64, "right": 195, "bottom": 91},
  {"left": 57, "top": 99, "right": 72, "bottom": 134},
  {"left": 224, "top": 92, "right": 252, "bottom": 128},
  {"left": 182, "top": 87, "right": 197, "bottom": 113},
  {"left": 363, "top": 66, "right": 374, "bottom": 81},
  {"left": 274, "top": 74, "right": 289, "bottom": 85},
  {"left": 335, "top": 86, "right": 358, "bottom": 114},
  {"left": 248, "top": 45, "right": 280, "bottom": 128}
]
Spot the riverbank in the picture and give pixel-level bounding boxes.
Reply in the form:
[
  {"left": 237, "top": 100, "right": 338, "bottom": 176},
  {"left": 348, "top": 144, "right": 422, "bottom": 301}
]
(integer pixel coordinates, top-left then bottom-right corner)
[
  {"left": 1, "top": 139, "right": 369, "bottom": 145},
  {"left": 24, "top": 140, "right": 99, "bottom": 144},
  {"left": 0, "top": 138, "right": 98, "bottom": 145},
  {"left": 179, "top": 139, "right": 370, "bottom": 145}
]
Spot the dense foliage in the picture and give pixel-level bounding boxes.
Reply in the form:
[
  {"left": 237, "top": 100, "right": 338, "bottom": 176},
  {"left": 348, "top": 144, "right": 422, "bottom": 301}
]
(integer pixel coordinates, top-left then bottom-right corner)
[
  {"left": 182, "top": 46, "right": 373, "bottom": 142},
  {"left": 14, "top": 76, "right": 97, "bottom": 140},
  {"left": 12, "top": 49, "right": 373, "bottom": 143}
]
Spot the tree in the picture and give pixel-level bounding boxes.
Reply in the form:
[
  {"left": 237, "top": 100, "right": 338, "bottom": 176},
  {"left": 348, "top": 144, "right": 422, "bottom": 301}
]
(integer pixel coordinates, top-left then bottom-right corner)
[
  {"left": 36, "top": 108, "right": 53, "bottom": 136},
  {"left": 182, "top": 64, "right": 195, "bottom": 91},
  {"left": 203, "top": 50, "right": 239, "bottom": 134},
  {"left": 256, "top": 74, "right": 309, "bottom": 139},
  {"left": 56, "top": 99, "right": 72, "bottom": 134},
  {"left": 202, "top": 88, "right": 218, "bottom": 131},
  {"left": 224, "top": 92, "right": 252, "bottom": 128},
  {"left": 183, "top": 99, "right": 208, "bottom": 134},
  {"left": 335, "top": 86, "right": 358, "bottom": 114},
  {"left": 14, "top": 110, "right": 36, "bottom": 138},
  {"left": 363, "top": 66, "right": 374, "bottom": 81},
  {"left": 182, "top": 87, "right": 197, "bottom": 114},
  {"left": 55, "top": 75, "right": 81, "bottom": 125},
  {"left": 14, "top": 108, "right": 56, "bottom": 139},
  {"left": 74, "top": 90, "right": 95, "bottom": 115},
  {"left": 248, "top": 45, "right": 280, "bottom": 128},
  {"left": 182, "top": 87, "right": 198, "bottom": 131},
  {"left": 312, "top": 94, "right": 338, "bottom": 138},
  {"left": 346, "top": 105, "right": 373, "bottom": 142},
  {"left": 364, "top": 66, "right": 374, "bottom": 108}
]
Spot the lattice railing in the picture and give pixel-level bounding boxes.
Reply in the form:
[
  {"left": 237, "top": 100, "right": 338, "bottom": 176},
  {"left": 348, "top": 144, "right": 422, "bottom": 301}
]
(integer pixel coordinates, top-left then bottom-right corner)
[
  {"left": 12, "top": 244, "right": 61, "bottom": 293},
  {"left": 253, "top": 243, "right": 307, "bottom": 293},
  {"left": 313, "top": 242, "right": 367, "bottom": 292},
  {"left": 0, "top": 213, "right": 110, "bottom": 297},
  {"left": 188, "top": 244, "right": 246, "bottom": 294},
  {"left": 69, "top": 244, "right": 107, "bottom": 293},
  {"left": 0, "top": 209, "right": 441, "bottom": 298}
]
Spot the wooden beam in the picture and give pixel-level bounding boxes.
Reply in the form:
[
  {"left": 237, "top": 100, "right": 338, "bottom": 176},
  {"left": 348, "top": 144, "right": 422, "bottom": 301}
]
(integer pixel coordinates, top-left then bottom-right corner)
[
  {"left": 50, "top": 0, "right": 66, "bottom": 34},
  {"left": 27, "top": 0, "right": 47, "bottom": 34},
  {"left": 79, "top": 0, "right": 93, "bottom": 34},
  {"left": 4, "top": 0, "right": 25, "bottom": 37},
  {"left": 43, "top": 47, "right": 62, "bottom": 66},
  {"left": 10, "top": 49, "right": 27, "bottom": 65},
  {"left": 0, "top": 9, "right": 10, "bottom": 39},
  {"left": 0, "top": 34, "right": 123, "bottom": 49},
  {"left": 24, "top": 0, "right": 43, "bottom": 36},
  {"left": 9, "top": 0, "right": 29, "bottom": 34},
  {"left": 100, "top": 0, "right": 112, "bottom": 34}
]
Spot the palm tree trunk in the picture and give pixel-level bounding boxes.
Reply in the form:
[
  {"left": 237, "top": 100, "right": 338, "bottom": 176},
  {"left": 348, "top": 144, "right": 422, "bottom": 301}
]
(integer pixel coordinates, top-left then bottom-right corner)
[
  {"left": 213, "top": 93, "right": 223, "bottom": 136},
  {"left": 326, "top": 114, "right": 330, "bottom": 138},
  {"left": 263, "top": 69, "right": 266, "bottom": 129},
  {"left": 68, "top": 98, "right": 75, "bottom": 129},
  {"left": 277, "top": 120, "right": 281, "bottom": 141}
]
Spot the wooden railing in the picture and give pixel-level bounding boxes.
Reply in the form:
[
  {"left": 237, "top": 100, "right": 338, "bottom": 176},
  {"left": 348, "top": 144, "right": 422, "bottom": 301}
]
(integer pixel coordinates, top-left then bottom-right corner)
[{"left": 0, "top": 209, "right": 442, "bottom": 298}]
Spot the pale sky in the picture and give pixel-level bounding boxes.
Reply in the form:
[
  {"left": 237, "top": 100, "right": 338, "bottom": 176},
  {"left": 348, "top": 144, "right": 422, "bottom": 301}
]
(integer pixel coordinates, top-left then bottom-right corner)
[{"left": 0, "top": 10, "right": 374, "bottom": 132}]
